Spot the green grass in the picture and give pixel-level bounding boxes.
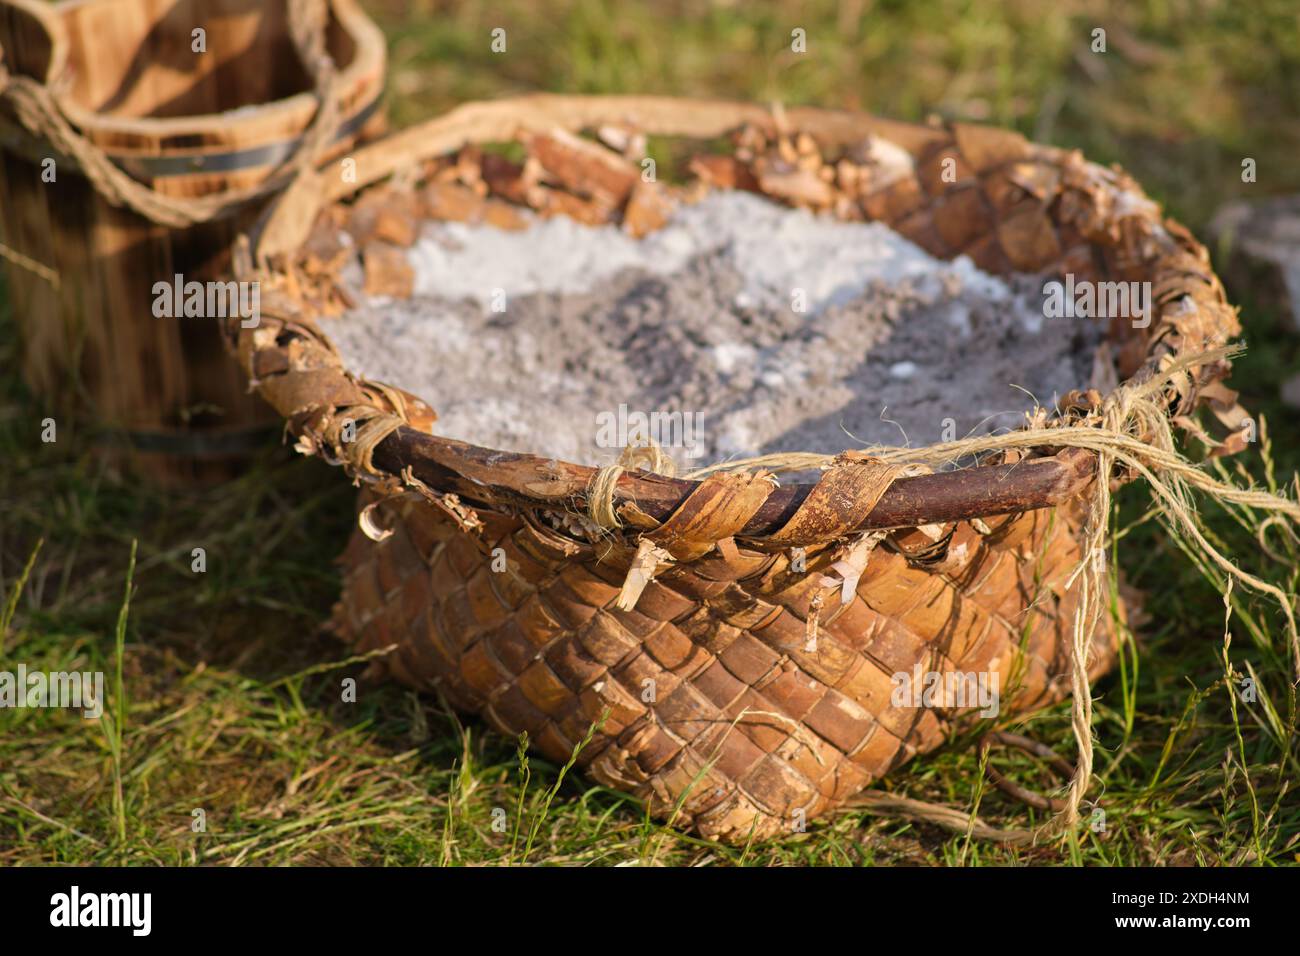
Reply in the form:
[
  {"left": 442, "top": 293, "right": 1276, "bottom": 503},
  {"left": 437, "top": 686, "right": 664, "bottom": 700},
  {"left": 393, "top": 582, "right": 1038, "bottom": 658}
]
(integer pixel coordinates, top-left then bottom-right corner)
[{"left": 2, "top": 0, "right": 1299, "bottom": 865}]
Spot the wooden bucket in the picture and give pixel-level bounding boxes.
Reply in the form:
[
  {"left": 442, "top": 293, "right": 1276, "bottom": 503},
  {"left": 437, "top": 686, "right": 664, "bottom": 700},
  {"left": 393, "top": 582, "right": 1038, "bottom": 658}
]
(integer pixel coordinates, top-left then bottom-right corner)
[{"left": 0, "top": 0, "right": 386, "bottom": 483}]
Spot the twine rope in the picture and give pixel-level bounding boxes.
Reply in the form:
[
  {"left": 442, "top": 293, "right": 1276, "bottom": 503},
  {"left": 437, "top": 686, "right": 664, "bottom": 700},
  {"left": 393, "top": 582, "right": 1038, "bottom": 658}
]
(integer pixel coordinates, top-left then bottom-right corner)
[
  {"left": 329, "top": 403, "right": 406, "bottom": 475},
  {"left": 0, "top": 0, "right": 340, "bottom": 229},
  {"left": 586, "top": 439, "right": 679, "bottom": 529}
]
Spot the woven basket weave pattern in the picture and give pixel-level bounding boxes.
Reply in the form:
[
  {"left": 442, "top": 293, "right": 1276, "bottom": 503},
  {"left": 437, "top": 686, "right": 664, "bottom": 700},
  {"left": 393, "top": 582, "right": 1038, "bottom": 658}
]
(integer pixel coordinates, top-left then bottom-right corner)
[
  {"left": 337, "top": 491, "right": 1118, "bottom": 840},
  {"left": 226, "top": 96, "right": 1243, "bottom": 840}
]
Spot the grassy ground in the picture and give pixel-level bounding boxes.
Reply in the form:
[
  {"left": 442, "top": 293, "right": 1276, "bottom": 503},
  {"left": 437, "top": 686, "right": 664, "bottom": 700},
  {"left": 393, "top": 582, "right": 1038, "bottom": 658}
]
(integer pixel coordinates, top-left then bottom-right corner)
[{"left": 2, "top": 0, "right": 1298, "bottom": 866}]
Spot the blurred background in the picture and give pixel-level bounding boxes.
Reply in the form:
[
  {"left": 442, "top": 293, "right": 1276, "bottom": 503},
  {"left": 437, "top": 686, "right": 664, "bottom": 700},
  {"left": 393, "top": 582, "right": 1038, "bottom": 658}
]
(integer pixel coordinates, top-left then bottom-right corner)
[{"left": 2, "top": 0, "right": 1297, "bottom": 865}]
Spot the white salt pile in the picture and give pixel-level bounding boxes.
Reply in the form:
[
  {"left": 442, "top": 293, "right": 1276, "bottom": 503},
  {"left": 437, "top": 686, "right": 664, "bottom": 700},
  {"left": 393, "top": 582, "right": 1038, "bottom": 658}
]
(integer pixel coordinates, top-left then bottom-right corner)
[{"left": 327, "top": 191, "right": 1101, "bottom": 468}]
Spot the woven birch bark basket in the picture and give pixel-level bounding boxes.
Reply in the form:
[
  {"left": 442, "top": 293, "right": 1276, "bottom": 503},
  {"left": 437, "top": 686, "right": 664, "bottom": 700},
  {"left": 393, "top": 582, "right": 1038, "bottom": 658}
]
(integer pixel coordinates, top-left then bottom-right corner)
[{"left": 225, "top": 94, "right": 1249, "bottom": 842}]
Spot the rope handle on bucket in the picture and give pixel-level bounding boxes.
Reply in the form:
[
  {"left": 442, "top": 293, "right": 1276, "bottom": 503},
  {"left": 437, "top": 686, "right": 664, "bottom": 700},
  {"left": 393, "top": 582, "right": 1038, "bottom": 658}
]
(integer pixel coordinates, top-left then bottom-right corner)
[{"left": 0, "top": 0, "right": 342, "bottom": 229}]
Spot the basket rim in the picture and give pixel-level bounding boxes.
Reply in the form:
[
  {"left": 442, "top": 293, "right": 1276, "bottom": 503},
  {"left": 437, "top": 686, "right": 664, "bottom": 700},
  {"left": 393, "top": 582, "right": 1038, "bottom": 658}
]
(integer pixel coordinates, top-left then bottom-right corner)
[{"left": 228, "top": 93, "right": 1245, "bottom": 544}]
